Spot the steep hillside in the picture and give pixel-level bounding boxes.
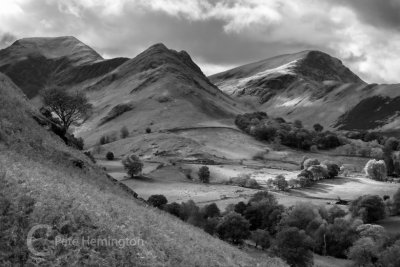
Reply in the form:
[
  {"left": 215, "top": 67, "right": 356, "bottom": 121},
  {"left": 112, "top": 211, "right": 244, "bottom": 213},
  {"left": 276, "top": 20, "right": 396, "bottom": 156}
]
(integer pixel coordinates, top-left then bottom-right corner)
[
  {"left": 75, "top": 43, "right": 249, "bottom": 153},
  {"left": 0, "top": 36, "right": 128, "bottom": 98},
  {"left": 210, "top": 51, "right": 400, "bottom": 132},
  {"left": 0, "top": 73, "right": 285, "bottom": 266}
]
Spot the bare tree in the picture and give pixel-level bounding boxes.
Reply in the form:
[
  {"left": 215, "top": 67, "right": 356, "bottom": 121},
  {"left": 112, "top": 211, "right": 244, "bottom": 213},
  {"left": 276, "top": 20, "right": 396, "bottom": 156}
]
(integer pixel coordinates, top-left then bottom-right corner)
[{"left": 41, "top": 87, "right": 92, "bottom": 134}]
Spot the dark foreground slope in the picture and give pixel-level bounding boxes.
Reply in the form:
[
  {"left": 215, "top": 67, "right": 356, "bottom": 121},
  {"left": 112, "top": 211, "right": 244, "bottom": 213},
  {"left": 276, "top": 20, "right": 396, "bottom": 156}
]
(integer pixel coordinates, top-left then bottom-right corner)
[
  {"left": 0, "top": 73, "right": 285, "bottom": 266},
  {"left": 210, "top": 50, "right": 400, "bottom": 132}
]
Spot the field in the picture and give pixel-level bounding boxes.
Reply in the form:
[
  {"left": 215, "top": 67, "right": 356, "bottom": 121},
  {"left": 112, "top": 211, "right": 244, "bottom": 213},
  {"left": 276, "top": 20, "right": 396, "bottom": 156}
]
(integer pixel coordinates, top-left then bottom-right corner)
[{"left": 98, "top": 153, "right": 400, "bottom": 210}]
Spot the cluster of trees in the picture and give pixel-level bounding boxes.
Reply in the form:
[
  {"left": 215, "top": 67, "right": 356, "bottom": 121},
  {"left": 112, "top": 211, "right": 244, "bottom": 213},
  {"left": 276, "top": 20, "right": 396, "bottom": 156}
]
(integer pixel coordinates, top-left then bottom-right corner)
[
  {"left": 267, "top": 159, "right": 340, "bottom": 191},
  {"left": 235, "top": 112, "right": 342, "bottom": 151},
  {"left": 146, "top": 189, "right": 400, "bottom": 266}
]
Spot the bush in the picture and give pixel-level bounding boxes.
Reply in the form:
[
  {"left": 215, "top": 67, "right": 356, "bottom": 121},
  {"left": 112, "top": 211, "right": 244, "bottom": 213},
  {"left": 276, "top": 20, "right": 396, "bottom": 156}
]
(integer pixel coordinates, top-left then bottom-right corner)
[
  {"left": 198, "top": 166, "right": 210, "bottom": 183},
  {"left": 350, "top": 195, "right": 386, "bottom": 223},
  {"left": 147, "top": 195, "right": 168, "bottom": 208},
  {"left": 146, "top": 127, "right": 151, "bottom": 134},
  {"left": 120, "top": 126, "right": 129, "bottom": 139},
  {"left": 216, "top": 212, "right": 250, "bottom": 244},
  {"left": 122, "top": 154, "right": 143, "bottom": 178},
  {"left": 106, "top": 151, "right": 114, "bottom": 160},
  {"left": 303, "top": 158, "right": 320, "bottom": 169},
  {"left": 273, "top": 175, "right": 289, "bottom": 191},
  {"left": 364, "top": 159, "right": 387, "bottom": 181}
]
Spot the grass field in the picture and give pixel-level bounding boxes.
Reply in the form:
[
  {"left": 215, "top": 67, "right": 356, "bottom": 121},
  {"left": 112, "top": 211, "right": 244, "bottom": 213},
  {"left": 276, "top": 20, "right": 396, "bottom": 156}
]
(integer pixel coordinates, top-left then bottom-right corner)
[{"left": 98, "top": 155, "right": 400, "bottom": 211}]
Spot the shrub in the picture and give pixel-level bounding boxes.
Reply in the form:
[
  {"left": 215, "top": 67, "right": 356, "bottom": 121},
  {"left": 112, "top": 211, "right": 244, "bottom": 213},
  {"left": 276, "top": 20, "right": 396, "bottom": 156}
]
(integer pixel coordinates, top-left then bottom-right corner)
[
  {"left": 145, "top": 127, "right": 151, "bottom": 134},
  {"left": 120, "top": 126, "right": 129, "bottom": 138},
  {"left": 303, "top": 158, "right": 320, "bottom": 169},
  {"left": 216, "top": 212, "right": 250, "bottom": 244},
  {"left": 122, "top": 154, "right": 143, "bottom": 178},
  {"left": 198, "top": 166, "right": 210, "bottom": 183},
  {"left": 147, "top": 194, "right": 168, "bottom": 208},
  {"left": 350, "top": 195, "right": 386, "bottom": 223},
  {"left": 251, "top": 229, "right": 270, "bottom": 250},
  {"left": 364, "top": 159, "right": 387, "bottom": 181},
  {"left": 273, "top": 175, "right": 289, "bottom": 191},
  {"left": 106, "top": 151, "right": 114, "bottom": 160}
]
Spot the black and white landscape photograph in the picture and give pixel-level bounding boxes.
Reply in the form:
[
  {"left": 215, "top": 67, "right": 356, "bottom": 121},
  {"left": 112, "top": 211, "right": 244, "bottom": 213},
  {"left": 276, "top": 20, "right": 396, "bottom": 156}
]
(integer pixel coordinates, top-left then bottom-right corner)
[{"left": 1, "top": 0, "right": 400, "bottom": 266}]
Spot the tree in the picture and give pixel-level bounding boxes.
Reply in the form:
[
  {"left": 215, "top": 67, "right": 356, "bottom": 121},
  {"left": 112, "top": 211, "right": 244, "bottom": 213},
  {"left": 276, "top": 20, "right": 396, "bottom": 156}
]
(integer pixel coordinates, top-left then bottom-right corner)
[
  {"left": 321, "top": 161, "right": 340, "bottom": 178},
  {"left": 201, "top": 203, "right": 220, "bottom": 218},
  {"left": 347, "top": 237, "right": 379, "bottom": 266},
  {"left": 308, "top": 165, "right": 329, "bottom": 180},
  {"left": 234, "top": 201, "right": 247, "bottom": 216},
  {"left": 147, "top": 195, "right": 167, "bottom": 208},
  {"left": 293, "top": 120, "right": 303, "bottom": 129},
  {"left": 350, "top": 195, "right": 386, "bottom": 223},
  {"left": 216, "top": 212, "right": 250, "bottom": 244},
  {"left": 364, "top": 160, "right": 387, "bottom": 181},
  {"left": 251, "top": 229, "right": 270, "bottom": 249},
  {"left": 106, "top": 151, "right": 114, "bottom": 160},
  {"left": 203, "top": 217, "right": 220, "bottom": 235},
  {"left": 164, "top": 202, "right": 181, "bottom": 217},
  {"left": 378, "top": 240, "right": 400, "bottom": 267},
  {"left": 198, "top": 166, "right": 210, "bottom": 183},
  {"left": 274, "top": 227, "right": 313, "bottom": 267},
  {"left": 313, "top": 123, "right": 324, "bottom": 132},
  {"left": 120, "top": 126, "right": 129, "bottom": 139},
  {"left": 146, "top": 127, "right": 151, "bottom": 134},
  {"left": 273, "top": 175, "right": 289, "bottom": 191},
  {"left": 122, "top": 154, "right": 143, "bottom": 178},
  {"left": 41, "top": 87, "right": 92, "bottom": 134},
  {"left": 303, "top": 158, "right": 320, "bottom": 169}
]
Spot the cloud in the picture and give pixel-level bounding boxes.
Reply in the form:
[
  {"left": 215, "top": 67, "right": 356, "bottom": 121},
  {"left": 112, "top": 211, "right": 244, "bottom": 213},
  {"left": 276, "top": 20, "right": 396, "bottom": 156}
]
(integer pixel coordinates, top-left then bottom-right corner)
[{"left": 0, "top": 0, "right": 399, "bottom": 83}]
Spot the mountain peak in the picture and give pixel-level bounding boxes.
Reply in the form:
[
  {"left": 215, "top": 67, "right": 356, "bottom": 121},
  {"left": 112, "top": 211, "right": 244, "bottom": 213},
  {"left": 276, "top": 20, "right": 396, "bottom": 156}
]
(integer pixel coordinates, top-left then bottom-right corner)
[
  {"left": 117, "top": 43, "right": 205, "bottom": 78},
  {"left": 295, "top": 50, "right": 364, "bottom": 83},
  {"left": 1, "top": 36, "right": 102, "bottom": 66}
]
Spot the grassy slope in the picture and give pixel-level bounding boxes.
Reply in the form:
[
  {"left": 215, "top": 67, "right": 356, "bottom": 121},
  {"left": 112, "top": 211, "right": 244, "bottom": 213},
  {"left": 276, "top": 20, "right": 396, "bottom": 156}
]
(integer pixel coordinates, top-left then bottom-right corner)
[{"left": 0, "top": 73, "right": 286, "bottom": 266}]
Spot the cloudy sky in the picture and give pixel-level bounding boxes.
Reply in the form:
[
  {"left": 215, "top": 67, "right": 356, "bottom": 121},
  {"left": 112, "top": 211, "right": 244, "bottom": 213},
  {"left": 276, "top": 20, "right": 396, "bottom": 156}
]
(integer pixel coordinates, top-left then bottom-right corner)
[{"left": 1, "top": 0, "right": 400, "bottom": 83}]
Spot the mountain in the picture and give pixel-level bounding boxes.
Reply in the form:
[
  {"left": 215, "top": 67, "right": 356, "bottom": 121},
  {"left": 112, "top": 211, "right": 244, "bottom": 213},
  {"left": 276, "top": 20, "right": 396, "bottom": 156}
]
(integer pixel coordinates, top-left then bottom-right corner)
[
  {"left": 0, "top": 36, "right": 128, "bottom": 98},
  {"left": 76, "top": 43, "right": 249, "bottom": 152},
  {"left": 210, "top": 50, "right": 400, "bottom": 132},
  {"left": 0, "top": 37, "right": 253, "bottom": 159}
]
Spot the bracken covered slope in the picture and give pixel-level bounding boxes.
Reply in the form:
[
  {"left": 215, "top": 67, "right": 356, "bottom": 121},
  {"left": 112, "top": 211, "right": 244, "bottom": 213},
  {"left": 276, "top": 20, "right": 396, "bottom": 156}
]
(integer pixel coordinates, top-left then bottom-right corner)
[{"left": 0, "top": 73, "right": 286, "bottom": 266}]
